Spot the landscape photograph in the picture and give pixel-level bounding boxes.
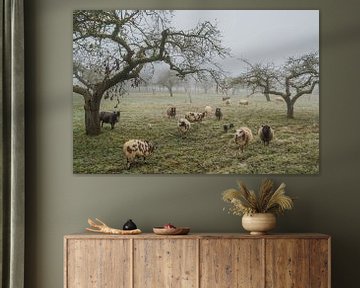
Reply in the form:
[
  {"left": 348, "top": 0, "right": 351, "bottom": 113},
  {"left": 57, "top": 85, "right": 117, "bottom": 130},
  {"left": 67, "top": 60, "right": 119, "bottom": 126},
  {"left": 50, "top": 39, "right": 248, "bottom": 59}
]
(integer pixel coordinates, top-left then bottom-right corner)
[{"left": 73, "top": 10, "right": 319, "bottom": 174}]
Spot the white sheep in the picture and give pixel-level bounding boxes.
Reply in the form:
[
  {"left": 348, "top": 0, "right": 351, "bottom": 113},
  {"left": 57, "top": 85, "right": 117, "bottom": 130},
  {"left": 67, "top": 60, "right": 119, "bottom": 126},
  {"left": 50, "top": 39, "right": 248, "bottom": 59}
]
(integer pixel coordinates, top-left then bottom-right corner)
[
  {"left": 177, "top": 118, "right": 191, "bottom": 135},
  {"left": 239, "top": 99, "right": 249, "bottom": 105},
  {"left": 204, "top": 105, "right": 213, "bottom": 117},
  {"left": 234, "top": 127, "right": 253, "bottom": 152},
  {"left": 123, "top": 139, "right": 155, "bottom": 169},
  {"left": 275, "top": 96, "right": 284, "bottom": 103}
]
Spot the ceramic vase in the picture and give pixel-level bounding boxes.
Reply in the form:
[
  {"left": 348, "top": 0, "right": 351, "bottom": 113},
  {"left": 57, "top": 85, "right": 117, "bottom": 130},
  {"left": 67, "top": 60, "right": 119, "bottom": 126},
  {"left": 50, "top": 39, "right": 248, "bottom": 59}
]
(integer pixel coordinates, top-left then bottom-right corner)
[{"left": 242, "top": 213, "right": 276, "bottom": 235}]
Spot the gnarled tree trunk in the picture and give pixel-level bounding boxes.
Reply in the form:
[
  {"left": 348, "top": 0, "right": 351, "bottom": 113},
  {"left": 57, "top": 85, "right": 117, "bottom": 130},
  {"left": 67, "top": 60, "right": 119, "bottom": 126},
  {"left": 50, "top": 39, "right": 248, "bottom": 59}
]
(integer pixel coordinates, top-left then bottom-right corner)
[
  {"left": 84, "top": 96, "right": 102, "bottom": 135},
  {"left": 264, "top": 80, "right": 271, "bottom": 102},
  {"left": 264, "top": 91, "right": 271, "bottom": 102},
  {"left": 286, "top": 100, "right": 294, "bottom": 119}
]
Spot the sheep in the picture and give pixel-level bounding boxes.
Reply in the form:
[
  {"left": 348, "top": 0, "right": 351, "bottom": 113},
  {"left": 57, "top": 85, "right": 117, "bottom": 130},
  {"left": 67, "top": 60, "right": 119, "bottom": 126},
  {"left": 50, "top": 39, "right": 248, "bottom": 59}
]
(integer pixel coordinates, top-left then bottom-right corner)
[
  {"left": 225, "top": 99, "right": 231, "bottom": 105},
  {"left": 275, "top": 96, "right": 284, "bottom": 103},
  {"left": 222, "top": 96, "right": 231, "bottom": 101},
  {"left": 215, "top": 108, "right": 223, "bottom": 120},
  {"left": 204, "top": 105, "right": 213, "bottom": 117},
  {"left": 234, "top": 127, "right": 253, "bottom": 152},
  {"left": 166, "top": 106, "right": 176, "bottom": 118},
  {"left": 123, "top": 139, "right": 155, "bottom": 169},
  {"left": 99, "top": 111, "right": 120, "bottom": 129},
  {"left": 177, "top": 118, "right": 191, "bottom": 135},
  {"left": 223, "top": 123, "right": 234, "bottom": 133},
  {"left": 185, "top": 111, "right": 206, "bottom": 122},
  {"left": 239, "top": 99, "right": 249, "bottom": 105},
  {"left": 258, "top": 125, "right": 274, "bottom": 146}
]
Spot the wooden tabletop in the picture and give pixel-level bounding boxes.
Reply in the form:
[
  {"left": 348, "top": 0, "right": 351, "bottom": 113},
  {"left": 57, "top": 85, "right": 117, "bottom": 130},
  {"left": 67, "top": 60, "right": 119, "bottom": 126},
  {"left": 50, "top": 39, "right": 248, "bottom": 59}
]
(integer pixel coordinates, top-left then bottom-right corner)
[{"left": 64, "top": 232, "right": 330, "bottom": 240}]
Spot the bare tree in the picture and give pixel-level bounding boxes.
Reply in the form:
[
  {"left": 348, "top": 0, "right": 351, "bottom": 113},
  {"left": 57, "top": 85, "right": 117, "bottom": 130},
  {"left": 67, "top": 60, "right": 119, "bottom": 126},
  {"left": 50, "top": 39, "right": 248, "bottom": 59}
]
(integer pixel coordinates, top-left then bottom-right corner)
[
  {"left": 232, "top": 52, "right": 319, "bottom": 118},
  {"left": 73, "top": 10, "right": 229, "bottom": 135},
  {"left": 198, "top": 78, "right": 214, "bottom": 94},
  {"left": 156, "top": 69, "right": 179, "bottom": 97},
  {"left": 231, "top": 62, "right": 277, "bottom": 102}
]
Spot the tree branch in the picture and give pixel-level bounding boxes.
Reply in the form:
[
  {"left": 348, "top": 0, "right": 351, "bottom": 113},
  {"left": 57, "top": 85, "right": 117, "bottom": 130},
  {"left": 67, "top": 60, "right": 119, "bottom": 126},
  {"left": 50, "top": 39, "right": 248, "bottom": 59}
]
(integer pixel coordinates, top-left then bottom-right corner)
[
  {"left": 291, "top": 80, "right": 319, "bottom": 104},
  {"left": 73, "top": 85, "right": 91, "bottom": 100}
]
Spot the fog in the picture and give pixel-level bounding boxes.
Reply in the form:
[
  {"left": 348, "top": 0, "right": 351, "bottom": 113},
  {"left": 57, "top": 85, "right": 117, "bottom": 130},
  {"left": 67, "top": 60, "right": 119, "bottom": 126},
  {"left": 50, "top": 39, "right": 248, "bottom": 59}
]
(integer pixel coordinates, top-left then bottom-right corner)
[{"left": 171, "top": 10, "right": 319, "bottom": 75}]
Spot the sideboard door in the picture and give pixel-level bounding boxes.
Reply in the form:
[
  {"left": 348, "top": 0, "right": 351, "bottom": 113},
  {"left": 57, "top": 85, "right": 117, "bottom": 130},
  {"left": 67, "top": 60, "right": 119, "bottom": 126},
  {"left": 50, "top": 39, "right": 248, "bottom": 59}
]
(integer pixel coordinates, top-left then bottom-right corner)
[
  {"left": 200, "top": 239, "right": 264, "bottom": 288},
  {"left": 265, "top": 238, "right": 329, "bottom": 288},
  {"left": 133, "top": 239, "right": 198, "bottom": 288},
  {"left": 310, "top": 239, "right": 330, "bottom": 288},
  {"left": 66, "top": 239, "right": 131, "bottom": 288},
  {"left": 266, "top": 239, "right": 309, "bottom": 287}
]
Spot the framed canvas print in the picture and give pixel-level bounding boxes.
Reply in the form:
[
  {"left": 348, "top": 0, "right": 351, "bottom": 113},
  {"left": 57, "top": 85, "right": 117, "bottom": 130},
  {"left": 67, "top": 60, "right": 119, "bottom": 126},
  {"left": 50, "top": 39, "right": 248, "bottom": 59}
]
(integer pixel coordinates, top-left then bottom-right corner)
[{"left": 73, "top": 10, "right": 319, "bottom": 174}]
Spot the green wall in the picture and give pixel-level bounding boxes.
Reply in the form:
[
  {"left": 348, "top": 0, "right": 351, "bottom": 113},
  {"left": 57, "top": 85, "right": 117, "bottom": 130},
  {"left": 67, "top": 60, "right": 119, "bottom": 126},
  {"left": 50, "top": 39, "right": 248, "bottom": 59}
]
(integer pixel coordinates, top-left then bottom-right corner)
[{"left": 25, "top": 0, "right": 360, "bottom": 287}]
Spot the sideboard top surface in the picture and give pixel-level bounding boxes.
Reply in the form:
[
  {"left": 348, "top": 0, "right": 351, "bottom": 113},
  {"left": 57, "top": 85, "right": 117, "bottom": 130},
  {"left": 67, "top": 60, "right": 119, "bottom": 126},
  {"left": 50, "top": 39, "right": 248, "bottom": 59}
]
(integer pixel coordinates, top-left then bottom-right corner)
[{"left": 64, "top": 232, "right": 330, "bottom": 240}]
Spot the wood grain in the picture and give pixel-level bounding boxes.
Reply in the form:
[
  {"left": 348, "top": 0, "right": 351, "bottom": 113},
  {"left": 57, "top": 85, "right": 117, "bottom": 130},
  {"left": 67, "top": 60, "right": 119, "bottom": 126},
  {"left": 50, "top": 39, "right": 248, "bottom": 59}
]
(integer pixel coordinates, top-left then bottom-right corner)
[
  {"left": 66, "top": 239, "right": 131, "bottom": 288},
  {"left": 265, "top": 239, "right": 310, "bottom": 288},
  {"left": 200, "top": 239, "right": 264, "bottom": 288},
  {"left": 133, "top": 239, "right": 198, "bottom": 288},
  {"left": 64, "top": 233, "right": 330, "bottom": 288},
  {"left": 310, "top": 239, "right": 330, "bottom": 288}
]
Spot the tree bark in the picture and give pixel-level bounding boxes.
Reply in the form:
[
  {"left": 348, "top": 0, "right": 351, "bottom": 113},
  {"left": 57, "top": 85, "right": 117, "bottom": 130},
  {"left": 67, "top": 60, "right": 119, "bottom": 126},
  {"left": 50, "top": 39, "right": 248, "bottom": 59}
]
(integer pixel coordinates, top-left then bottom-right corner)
[
  {"left": 264, "top": 91, "right": 271, "bottom": 102},
  {"left": 264, "top": 79, "right": 271, "bottom": 101},
  {"left": 84, "top": 96, "right": 102, "bottom": 135},
  {"left": 286, "top": 101, "right": 294, "bottom": 119}
]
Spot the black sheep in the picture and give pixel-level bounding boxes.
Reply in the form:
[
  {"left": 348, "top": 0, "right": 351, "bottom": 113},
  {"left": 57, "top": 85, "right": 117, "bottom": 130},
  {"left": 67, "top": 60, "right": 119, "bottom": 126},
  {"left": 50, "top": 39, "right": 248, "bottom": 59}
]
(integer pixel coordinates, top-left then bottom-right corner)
[
  {"left": 258, "top": 124, "right": 274, "bottom": 145},
  {"left": 99, "top": 111, "right": 120, "bottom": 129},
  {"left": 215, "top": 108, "right": 223, "bottom": 120},
  {"left": 223, "top": 123, "right": 234, "bottom": 133}
]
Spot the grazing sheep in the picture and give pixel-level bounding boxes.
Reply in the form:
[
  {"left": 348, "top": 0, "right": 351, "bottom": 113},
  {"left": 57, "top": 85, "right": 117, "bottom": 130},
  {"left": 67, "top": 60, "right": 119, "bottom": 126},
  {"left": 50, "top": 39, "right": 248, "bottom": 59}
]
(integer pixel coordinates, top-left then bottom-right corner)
[
  {"left": 275, "top": 96, "right": 285, "bottom": 103},
  {"left": 204, "top": 105, "right": 213, "bottom": 116},
  {"left": 123, "top": 139, "right": 155, "bottom": 169},
  {"left": 185, "top": 111, "right": 206, "bottom": 122},
  {"left": 166, "top": 106, "right": 176, "bottom": 118},
  {"left": 234, "top": 127, "right": 253, "bottom": 152},
  {"left": 258, "top": 125, "right": 274, "bottom": 146},
  {"left": 222, "top": 96, "right": 231, "bottom": 101},
  {"left": 239, "top": 99, "right": 249, "bottom": 105},
  {"left": 177, "top": 118, "right": 191, "bottom": 135},
  {"left": 215, "top": 108, "right": 223, "bottom": 120},
  {"left": 225, "top": 99, "right": 231, "bottom": 105},
  {"left": 99, "top": 111, "right": 120, "bottom": 129},
  {"left": 223, "top": 123, "right": 234, "bottom": 133}
]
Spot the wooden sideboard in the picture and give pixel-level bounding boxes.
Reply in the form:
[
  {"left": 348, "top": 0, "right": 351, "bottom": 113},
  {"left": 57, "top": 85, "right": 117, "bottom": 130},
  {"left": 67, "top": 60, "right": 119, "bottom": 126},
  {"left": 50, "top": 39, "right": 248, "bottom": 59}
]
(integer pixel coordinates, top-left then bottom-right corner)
[{"left": 64, "top": 233, "right": 330, "bottom": 288}]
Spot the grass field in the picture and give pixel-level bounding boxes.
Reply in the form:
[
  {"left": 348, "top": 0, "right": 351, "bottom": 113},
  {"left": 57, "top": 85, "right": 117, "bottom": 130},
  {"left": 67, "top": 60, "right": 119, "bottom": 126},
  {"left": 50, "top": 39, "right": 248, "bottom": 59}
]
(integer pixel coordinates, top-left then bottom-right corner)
[{"left": 73, "top": 91, "right": 319, "bottom": 174}]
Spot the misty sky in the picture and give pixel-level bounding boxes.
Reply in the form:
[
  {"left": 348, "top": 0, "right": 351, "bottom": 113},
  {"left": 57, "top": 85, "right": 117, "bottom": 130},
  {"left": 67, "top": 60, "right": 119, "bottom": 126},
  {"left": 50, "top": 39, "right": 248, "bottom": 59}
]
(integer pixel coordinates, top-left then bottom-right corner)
[{"left": 171, "top": 10, "right": 319, "bottom": 75}]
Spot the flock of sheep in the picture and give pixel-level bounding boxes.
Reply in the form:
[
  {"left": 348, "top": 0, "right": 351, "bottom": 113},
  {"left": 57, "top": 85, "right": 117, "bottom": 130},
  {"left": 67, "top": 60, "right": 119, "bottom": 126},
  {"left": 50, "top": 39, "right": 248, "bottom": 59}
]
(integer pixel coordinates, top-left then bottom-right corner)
[
  {"left": 98, "top": 103, "right": 274, "bottom": 170},
  {"left": 173, "top": 106, "right": 273, "bottom": 154}
]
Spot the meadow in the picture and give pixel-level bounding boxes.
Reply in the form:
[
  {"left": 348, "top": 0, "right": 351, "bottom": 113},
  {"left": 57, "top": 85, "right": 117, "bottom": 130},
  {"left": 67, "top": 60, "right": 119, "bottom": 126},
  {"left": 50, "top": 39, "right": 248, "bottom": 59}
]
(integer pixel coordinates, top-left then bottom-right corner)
[{"left": 73, "top": 90, "right": 319, "bottom": 174}]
